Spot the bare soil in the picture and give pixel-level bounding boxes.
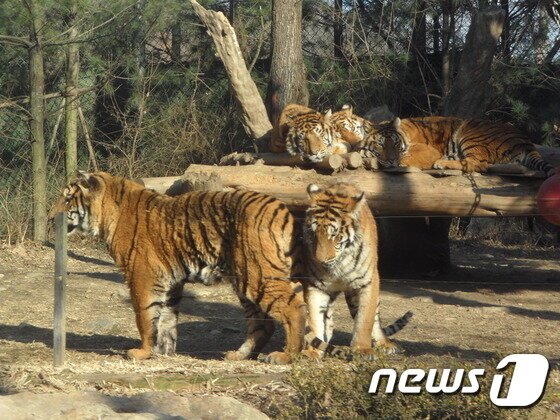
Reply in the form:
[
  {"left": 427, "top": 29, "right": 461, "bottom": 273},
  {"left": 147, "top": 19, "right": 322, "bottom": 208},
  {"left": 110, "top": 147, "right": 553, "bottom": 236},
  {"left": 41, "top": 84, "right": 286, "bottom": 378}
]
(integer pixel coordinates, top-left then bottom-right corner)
[{"left": 1, "top": 237, "right": 559, "bottom": 416}]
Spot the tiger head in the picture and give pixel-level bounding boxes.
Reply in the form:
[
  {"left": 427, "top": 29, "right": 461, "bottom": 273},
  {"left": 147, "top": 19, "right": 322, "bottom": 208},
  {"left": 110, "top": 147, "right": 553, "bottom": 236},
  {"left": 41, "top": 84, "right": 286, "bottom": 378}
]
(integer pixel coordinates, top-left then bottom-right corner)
[
  {"left": 285, "top": 109, "right": 338, "bottom": 163},
  {"left": 49, "top": 171, "right": 116, "bottom": 236},
  {"left": 304, "top": 183, "right": 365, "bottom": 266},
  {"left": 360, "top": 117, "right": 409, "bottom": 167}
]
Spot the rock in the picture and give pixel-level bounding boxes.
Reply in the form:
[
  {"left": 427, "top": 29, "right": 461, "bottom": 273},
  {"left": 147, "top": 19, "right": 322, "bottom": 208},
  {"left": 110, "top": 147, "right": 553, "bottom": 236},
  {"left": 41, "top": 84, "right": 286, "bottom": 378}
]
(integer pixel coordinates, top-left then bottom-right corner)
[
  {"left": 110, "top": 288, "right": 130, "bottom": 301},
  {"left": 415, "top": 296, "right": 434, "bottom": 303},
  {"left": 210, "top": 329, "right": 221, "bottom": 336},
  {"left": 86, "top": 318, "right": 118, "bottom": 334},
  {"left": 0, "top": 391, "right": 270, "bottom": 420}
]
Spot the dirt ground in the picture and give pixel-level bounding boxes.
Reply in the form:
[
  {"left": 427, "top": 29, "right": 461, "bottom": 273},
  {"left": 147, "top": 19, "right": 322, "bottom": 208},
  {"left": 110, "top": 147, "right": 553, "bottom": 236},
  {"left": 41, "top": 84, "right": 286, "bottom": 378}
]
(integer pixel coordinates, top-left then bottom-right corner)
[{"left": 1, "top": 236, "right": 559, "bottom": 415}]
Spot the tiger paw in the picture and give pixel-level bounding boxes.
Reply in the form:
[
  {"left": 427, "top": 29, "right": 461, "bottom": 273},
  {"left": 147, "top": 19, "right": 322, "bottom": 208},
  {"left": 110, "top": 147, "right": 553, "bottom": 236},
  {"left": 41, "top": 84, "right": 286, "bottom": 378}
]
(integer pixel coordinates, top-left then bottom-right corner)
[
  {"left": 126, "top": 348, "right": 152, "bottom": 360},
  {"left": 376, "top": 339, "right": 404, "bottom": 355},
  {"left": 433, "top": 159, "right": 463, "bottom": 170},
  {"left": 262, "top": 351, "right": 292, "bottom": 365},
  {"left": 351, "top": 347, "right": 377, "bottom": 361},
  {"left": 224, "top": 350, "right": 249, "bottom": 361},
  {"left": 300, "top": 349, "right": 322, "bottom": 359}
]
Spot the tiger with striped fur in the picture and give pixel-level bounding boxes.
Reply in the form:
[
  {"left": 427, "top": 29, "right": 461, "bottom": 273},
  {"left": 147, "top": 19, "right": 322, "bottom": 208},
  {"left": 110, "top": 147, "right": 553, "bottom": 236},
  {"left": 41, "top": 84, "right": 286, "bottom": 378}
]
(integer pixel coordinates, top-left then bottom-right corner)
[
  {"left": 359, "top": 116, "right": 555, "bottom": 175},
  {"left": 50, "top": 171, "right": 310, "bottom": 364},
  {"left": 330, "top": 104, "right": 375, "bottom": 145},
  {"left": 270, "top": 104, "right": 353, "bottom": 162},
  {"left": 302, "top": 182, "right": 411, "bottom": 360}
]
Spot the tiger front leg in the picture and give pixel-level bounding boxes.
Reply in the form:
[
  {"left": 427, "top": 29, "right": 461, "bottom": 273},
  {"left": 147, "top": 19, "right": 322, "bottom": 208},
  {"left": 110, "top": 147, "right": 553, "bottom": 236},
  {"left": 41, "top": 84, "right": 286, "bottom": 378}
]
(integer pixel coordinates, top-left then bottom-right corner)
[
  {"left": 302, "top": 286, "right": 333, "bottom": 359},
  {"left": 345, "top": 284, "right": 377, "bottom": 361},
  {"left": 433, "top": 156, "right": 489, "bottom": 173}
]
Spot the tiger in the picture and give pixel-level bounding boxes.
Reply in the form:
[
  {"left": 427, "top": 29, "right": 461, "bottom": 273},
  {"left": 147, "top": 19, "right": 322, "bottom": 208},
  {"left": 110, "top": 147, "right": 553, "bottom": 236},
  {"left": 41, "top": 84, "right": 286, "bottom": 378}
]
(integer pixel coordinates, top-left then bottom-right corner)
[
  {"left": 358, "top": 116, "right": 556, "bottom": 175},
  {"left": 269, "top": 104, "right": 351, "bottom": 162},
  {"left": 301, "top": 182, "right": 411, "bottom": 360},
  {"left": 330, "top": 104, "right": 375, "bottom": 145},
  {"left": 49, "top": 171, "right": 310, "bottom": 364}
]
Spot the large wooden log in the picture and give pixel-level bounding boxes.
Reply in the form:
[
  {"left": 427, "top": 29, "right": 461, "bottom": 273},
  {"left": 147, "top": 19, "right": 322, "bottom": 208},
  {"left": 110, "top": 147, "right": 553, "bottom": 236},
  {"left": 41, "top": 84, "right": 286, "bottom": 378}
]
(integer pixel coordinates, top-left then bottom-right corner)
[{"left": 139, "top": 164, "right": 546, "bottom": 217}]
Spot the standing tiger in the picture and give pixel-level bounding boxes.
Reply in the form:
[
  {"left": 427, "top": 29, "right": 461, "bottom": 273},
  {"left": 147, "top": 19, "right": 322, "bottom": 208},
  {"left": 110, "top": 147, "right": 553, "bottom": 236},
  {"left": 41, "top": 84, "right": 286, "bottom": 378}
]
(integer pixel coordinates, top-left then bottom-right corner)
[
  {"left": 269, "top": 104, "right": 354, "bottom": 162},
  {"left": 50, "top": 171, "right": 308, "bottom": 364},
  {"left": 302, "top": 183, "right": 411, "bottom": 359},
  {"left": 358, "top": 116, "right": 555, "bottom": 175}
]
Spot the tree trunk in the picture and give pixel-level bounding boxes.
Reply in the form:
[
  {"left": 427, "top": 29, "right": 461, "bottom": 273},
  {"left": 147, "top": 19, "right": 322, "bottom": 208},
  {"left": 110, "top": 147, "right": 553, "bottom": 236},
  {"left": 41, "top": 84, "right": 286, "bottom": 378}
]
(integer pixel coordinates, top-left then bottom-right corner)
[
  {"left": 190, "top": 0, "right": 272, "bottom": 143},
  {"left": 433, "top": 13, "right": 441, "bottom": 53},
  {"left": 265, "top": 0, "right": 309, "bottom": 127},
  {"left": 441, "top": 0, "right": 455, "bottom": 96},
  {"left": 334, "top": 0, "right": 345, "bottom": 60},
  {"left": 534, "top": 2, "right": 549, "bottom": 64},
  {"left": 140, "top": 164, "right": 548, "bottom": 217},
  {"left": 500, "top": 0, "right": 510, "bottom": 61},
  {"left": 442, "top": 6, "right": 505, "bottom": 118},
  {"left": 130, "top": 0, "right": 147, "bottom": 114},
  {"left": 171, "top": 22, "right": 182, "bottom": 63},
  {"left": 545, "top": 37, "right": 560, "bottom": 63},
  {"left": 411, "top": 1, "right": 427, "bottom": 63},
  {"left": 28, "top": 0, "right": 47, "bottom": 242},
  {"left": 441, "top": 6, "right": 505, "bottom": 274},
  {"left": 64, "top": 2, "right": 80, "bottom": 181}
]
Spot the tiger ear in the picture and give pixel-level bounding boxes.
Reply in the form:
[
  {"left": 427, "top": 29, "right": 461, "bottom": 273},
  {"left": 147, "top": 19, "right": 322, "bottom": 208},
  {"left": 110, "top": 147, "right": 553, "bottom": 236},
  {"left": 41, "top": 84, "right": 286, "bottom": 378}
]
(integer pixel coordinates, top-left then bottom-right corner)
[
  {"left": 349, "top": 192, "right": 366, "bottom": 215},
  {"left": 324, "top": 109, "right": 332, "bottom": 120},
  {"left": 307, "top": 184, "right": 323, "bottom": 201},
  {"left": 393, "top": 117, "right": 401, "bottom": 129},
  {"left": 341, "top": 104, "right": 353, "bottom": 114},
  {"left": 75, "top": 170, "right": 100, "bottom": 192},
  {"left": 75, "top": 170, "right": 90, "bottom": 180}
]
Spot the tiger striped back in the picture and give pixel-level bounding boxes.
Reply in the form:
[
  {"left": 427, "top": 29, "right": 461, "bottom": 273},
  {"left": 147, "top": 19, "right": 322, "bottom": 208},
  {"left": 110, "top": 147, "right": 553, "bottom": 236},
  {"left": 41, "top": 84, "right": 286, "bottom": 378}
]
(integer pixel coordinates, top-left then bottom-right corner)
[
  {"left": 359, "top": 116, "right": 555, "bottom": 175},
  {"left": 50, "top": 171, "right": 309, "bottom": 364}
]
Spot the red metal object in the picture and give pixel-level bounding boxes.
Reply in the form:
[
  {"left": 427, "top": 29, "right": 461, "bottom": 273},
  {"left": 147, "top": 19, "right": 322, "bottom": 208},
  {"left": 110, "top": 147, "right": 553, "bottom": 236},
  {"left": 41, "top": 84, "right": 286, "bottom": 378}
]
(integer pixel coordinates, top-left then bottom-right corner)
[{"left": 537, "top": 168, "right": 560, "bottom": 225}]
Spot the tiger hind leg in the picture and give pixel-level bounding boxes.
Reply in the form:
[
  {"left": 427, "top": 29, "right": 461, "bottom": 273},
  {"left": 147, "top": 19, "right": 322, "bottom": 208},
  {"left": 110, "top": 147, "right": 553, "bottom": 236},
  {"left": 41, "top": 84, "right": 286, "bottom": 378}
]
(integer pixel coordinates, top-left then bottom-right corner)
[
  {"left": 224, "top": 296, "right": 275, "bottom": 361},
  {"left": 153, "top": 283, "right": 183, "bottom": 356},
  {"left": 126, "top": 272, "right": 182, "bottom": 360}
]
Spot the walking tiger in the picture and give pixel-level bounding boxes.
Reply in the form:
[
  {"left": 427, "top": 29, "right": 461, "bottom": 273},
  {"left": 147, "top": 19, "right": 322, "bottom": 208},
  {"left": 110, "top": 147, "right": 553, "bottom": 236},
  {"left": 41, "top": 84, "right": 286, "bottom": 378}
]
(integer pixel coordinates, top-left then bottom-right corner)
[
  {"left": 302, "top": 182, "right": 411, "bottom": 360},
  {"left": 50, "top": 171, "right": 308, "bottom": 364}
]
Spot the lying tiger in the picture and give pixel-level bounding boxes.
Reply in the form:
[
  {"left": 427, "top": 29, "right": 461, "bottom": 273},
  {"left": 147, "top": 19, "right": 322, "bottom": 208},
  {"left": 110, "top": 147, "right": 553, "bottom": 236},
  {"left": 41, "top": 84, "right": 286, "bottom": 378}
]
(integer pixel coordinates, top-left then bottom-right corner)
[
  {"left": 269, "top": 104, "right": 364, "bottom": 162},
  {"left": 302, "top": 182, "right": 411, "bottom": 360},
  {"left": 50, "top": 172, "right": 404, "bottom": 363},
  {"left": 271, "top": 104, "right": 554, "bottom": 176},
  {"left": 357, "top": 116, "right": 555, "bottom": 176}
]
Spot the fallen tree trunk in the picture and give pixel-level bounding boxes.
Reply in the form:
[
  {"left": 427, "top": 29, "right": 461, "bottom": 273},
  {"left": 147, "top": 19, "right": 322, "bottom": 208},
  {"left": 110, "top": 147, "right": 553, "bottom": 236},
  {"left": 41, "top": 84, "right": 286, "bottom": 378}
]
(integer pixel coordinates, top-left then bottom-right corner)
[{"left": 139, "top": 164, "right": 546, "bottom": 217}]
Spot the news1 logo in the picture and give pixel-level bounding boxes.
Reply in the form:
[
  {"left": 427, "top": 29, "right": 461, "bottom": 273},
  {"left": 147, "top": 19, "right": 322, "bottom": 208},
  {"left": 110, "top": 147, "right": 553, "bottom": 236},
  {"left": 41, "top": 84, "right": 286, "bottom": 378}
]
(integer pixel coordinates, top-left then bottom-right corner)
[{"left": 368, "top": 354, "right": 550, "bottom": 407}]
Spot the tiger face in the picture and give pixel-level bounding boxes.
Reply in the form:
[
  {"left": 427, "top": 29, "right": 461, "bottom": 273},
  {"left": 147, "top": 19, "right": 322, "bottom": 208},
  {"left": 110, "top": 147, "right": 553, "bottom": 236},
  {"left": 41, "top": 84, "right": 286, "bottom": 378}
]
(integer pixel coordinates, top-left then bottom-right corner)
[
  {"left": 285, "top": 110, "right": 338, "bottom": 162},
  {"left": 358, "top": 118, "right": 409, "bottom": 167},
  {"left": 49, "top": 172, "right": 105, "bottom": 236},
  {"left": 304, "top": 183, "right": 365, "bottom": 266}
]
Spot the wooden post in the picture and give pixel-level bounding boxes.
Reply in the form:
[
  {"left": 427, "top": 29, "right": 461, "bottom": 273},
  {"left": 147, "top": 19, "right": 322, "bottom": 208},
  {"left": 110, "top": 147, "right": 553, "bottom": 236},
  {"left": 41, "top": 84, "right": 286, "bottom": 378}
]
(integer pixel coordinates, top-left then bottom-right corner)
[{"left": 53, "top": 212, "right": 67, "bottom": 367}]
